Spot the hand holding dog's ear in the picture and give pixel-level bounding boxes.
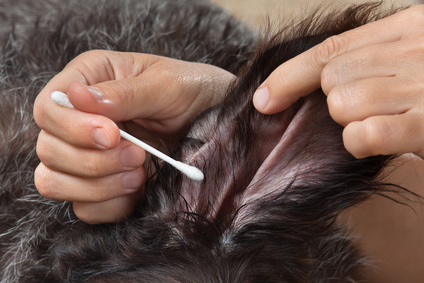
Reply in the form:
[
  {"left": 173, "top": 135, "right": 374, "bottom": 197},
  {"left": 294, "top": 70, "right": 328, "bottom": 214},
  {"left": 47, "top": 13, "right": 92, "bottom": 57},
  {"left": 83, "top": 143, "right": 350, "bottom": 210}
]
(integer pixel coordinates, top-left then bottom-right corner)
[
  {"left": 33, "top": 50, "right": 235, "bottom": 224},
  {"left": 254, "top": 5, "right": 424, "bottom": 159}
]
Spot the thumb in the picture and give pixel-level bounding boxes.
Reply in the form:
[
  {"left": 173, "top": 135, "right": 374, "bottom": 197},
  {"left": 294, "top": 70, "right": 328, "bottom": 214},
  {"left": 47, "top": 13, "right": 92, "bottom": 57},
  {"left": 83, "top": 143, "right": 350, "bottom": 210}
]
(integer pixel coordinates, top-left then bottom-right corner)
[{"left": 67, "top": 79, "right": 160, "bottom": 122}]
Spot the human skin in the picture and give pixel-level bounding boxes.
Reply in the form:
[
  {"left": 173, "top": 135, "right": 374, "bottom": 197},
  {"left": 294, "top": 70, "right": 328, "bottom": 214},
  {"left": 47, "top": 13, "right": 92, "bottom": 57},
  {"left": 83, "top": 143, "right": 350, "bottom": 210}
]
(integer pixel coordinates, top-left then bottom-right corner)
[
  {"left": 253, "top": 5, "right": 424, "bottom": 281},
  {"left": 33, "top": 50, "right": 235, "bottom": 224},
  {"left": 253, "top": 5, "right": 424, "bottom": 160}
]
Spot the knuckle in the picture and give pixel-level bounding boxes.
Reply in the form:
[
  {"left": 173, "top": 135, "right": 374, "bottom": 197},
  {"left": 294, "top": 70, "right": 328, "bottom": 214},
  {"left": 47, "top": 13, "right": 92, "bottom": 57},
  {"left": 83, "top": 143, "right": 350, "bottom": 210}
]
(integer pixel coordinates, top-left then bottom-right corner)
[
  {"left": 81, "top": 151, "right": 104, "bottom": 177},
  {"left": 321, "top": 65, "right": 337, "bottom": 94},
  {"left": 405, "top": 5, "right": 424, "bottom": 25},
  {"left": 316, "top": 35, "right": 346, "bottom": 63},
  {"left": 73, "top": 50, "right": 104, "bottom": 63},
  {"left": 34, "top": 164, "right": 55, "bottom": 199},
  {"left": 67, "top": 50, "right": 112, "bottom": 83},
  {"left": 33, "top": 97, "right": 46, "bottom": 129},
  {"left": 327, "top": 88, "right": 348, "bottom": 125},
  {"left": 361, "top": 118, "right": 388, "bottom": 155},
  {"left": 90, "top": 174, "right": 124, "bottom": 202},
  {"left": 66, "top": 51, "right": 93, "bottom": 69},
  {"left": 73, "top": 203, "right": 100, "bottom": 225},
  {"left": 393, "top": 6, "right": 424, "bottom": 34},
  {"left": 36, "top": 132, "right": 53, "bottom": 166}
]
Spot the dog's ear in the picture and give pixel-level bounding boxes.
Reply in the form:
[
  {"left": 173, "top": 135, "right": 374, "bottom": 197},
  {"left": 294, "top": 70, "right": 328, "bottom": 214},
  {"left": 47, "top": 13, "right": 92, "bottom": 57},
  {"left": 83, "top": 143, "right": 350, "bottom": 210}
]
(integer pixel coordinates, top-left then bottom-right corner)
[
  {"left": 176, "top": 84, "right": 390, "bottom": 227},
  {"left": 163, "top": 56, "right": 390, "bottom": 283},
  {"left": 169, "top": 1, "right": 398, "bottom": 227}
]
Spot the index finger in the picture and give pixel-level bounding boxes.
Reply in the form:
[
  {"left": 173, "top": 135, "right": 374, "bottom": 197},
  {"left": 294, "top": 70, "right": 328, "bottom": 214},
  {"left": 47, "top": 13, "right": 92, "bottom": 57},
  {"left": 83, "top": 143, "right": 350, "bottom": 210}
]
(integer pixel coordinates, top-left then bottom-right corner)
[
  {"left": 34, "top": 67, "right": 87, "bottom": 126},
  {"left": 253, "top": 5, "right": 413, "bottom": 114},
  {"left": 34, "top": 50, "right": 132, "bottom": 126},
  {"left": 33, "top": 66, "right": 122, "bottom": 150}
]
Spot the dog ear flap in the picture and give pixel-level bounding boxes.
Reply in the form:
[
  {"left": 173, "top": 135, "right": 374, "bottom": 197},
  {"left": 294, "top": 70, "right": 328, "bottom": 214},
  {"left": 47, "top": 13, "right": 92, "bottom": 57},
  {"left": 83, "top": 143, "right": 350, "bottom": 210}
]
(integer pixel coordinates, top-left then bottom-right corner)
[
  {"left": 231, "top": 91, "right": 392, "bottom": 229},
  {"left": 175, "top": 86, "right": 390, "bottom": 230},
  {"left": 158, "top": 2, "right": 401, "bottom": 232}
]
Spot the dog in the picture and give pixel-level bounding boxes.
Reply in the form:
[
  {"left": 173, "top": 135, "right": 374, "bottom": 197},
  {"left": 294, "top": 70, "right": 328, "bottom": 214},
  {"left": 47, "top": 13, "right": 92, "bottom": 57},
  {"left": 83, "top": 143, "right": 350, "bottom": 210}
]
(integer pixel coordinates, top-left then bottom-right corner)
[{"left": 0, "top": 0, "right": 405, "bottom": 282}]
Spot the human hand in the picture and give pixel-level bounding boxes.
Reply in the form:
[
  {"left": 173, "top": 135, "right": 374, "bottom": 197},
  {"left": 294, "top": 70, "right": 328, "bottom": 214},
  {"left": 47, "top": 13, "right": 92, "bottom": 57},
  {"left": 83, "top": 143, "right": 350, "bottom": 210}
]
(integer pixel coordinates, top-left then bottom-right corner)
[
  {"left": 34, "top": 50, "right": 235, "bottom": 224},
  {"left": 253, "top": 5, "right": 424, "bottom": 159}
]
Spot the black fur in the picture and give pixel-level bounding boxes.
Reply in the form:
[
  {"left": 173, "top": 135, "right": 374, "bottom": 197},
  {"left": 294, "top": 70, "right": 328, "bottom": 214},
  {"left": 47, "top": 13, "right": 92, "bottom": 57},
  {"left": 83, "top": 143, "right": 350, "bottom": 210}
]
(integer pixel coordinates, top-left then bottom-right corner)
[{"left": 0, "top": 0, "right": 403, "bottom": 282}]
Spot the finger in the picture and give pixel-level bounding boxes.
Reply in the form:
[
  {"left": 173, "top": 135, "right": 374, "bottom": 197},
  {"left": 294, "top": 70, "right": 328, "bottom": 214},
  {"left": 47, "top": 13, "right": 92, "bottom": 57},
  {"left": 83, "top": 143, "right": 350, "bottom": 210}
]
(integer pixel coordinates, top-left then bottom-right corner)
[
  {"left": 33, "top": 50, "right": 144, "bottom": 148},
  {"left": 65, "top": 78, "right": 185, "bottom": 136},
  {"left": 66, "top": 57, "right": 232, "bottom": 134},
  {"left": 327, "top": 76, "right": 417, "bottom": 126},
  {"left": 64, "top": 53, "right": 171, "bottom": 123},
  {"left": 66, "top": 77, "right": 184, "bottom": 135},
  {"left": 66, "top": 78, "right": 160, "bottom": 121},
  {"left": 253, "top": 7, "right": 412, "bottom": 114},
  {"left": 343, "top": 110, "right": 424, "bottom": 159},
  {"left": 321, "top": 39, "right": 424, "bottom": 93},
  {"left": 73, "top": 192, "right": 140, "bottom": 224},
  {"left": 35, "top": 100, "right": 120, "bottom": 149},
  {"left": 33, "top": 56, "right": 95, "bottom": 125},
  {"left": 34, "top": 163, "right": 145, "bottom": 202},
  {"left": 37, "top": 130, "right": 145, "bottom": 178},
  {"left": 34, "top": 50, "right": 134, "bottom": 119}
]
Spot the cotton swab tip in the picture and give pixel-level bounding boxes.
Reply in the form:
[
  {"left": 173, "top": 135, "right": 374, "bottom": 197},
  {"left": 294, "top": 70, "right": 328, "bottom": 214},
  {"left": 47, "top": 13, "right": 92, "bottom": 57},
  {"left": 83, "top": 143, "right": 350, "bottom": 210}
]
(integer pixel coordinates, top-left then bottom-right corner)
[
  {"left": 51, "top": 91, "right": 74, "bottom": 108},
  {"left": 174, "top": 161, "right": 204, "bottom": 181}
]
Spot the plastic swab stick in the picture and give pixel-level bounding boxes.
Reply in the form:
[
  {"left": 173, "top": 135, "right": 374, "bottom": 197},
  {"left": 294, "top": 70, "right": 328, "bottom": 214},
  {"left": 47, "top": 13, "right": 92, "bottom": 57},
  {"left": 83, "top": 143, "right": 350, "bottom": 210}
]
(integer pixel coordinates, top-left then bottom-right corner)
[{"left": 51, "top": 91, "right": 204, "bottom": 181}]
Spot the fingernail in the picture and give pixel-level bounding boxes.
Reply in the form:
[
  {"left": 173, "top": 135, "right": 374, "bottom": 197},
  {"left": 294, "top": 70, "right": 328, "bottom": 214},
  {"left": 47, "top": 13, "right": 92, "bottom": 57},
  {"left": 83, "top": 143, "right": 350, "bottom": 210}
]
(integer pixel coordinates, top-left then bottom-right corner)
[
  {"left": 120, "top": 145, "right": 143, "bottom": 168},
  {"left": 92, "top": 128, "right": 111, "bottom": 149},
  {"left": 253, "top": 86, "right": 269, "bottom": 110},
  {"left": 122, "top": 171, "right": 142, "bottom": 191},
  {"left": 87, "top": 86, "right": 103, "bottom": 101}
]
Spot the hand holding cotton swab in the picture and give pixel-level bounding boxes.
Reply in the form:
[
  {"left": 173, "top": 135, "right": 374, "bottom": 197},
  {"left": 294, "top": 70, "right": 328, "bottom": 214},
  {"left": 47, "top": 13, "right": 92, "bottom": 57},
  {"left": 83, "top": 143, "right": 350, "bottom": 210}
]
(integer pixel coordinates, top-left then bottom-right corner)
[{"left": 51, "top": 91, "right": 204, "bottom": 181}]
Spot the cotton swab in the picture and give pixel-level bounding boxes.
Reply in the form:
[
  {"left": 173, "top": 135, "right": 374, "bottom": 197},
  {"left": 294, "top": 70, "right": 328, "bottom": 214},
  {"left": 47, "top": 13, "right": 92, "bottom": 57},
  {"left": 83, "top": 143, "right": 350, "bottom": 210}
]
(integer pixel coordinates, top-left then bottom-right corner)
[{"left": 51, "top": 91, "right": 204, "bottom": 181}]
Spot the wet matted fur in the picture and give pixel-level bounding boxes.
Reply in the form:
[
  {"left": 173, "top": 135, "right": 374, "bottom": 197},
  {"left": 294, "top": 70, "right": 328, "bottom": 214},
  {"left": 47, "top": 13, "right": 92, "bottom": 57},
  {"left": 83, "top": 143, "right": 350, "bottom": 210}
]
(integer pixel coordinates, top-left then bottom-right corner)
[{"left": 0, "top": 0, "right": 405, "bottom": 282}]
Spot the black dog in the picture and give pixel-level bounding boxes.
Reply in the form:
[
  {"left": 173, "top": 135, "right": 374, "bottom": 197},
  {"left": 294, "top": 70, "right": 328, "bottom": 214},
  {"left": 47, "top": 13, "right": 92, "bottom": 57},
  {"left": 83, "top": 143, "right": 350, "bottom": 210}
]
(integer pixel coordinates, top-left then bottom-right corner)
[{"left": 0, "top": 1, "right": 404, "bottom": 282}]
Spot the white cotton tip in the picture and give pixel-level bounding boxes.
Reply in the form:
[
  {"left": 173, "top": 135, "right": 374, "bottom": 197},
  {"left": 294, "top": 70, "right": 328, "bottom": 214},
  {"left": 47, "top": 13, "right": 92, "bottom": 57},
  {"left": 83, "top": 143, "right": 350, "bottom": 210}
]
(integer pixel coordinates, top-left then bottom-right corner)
[
  {"left": 51, "top": 91, "right": 74, "bottom": 108},
  {"left": 174, "top": 161, "right": 204, "bottom": 181}
]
